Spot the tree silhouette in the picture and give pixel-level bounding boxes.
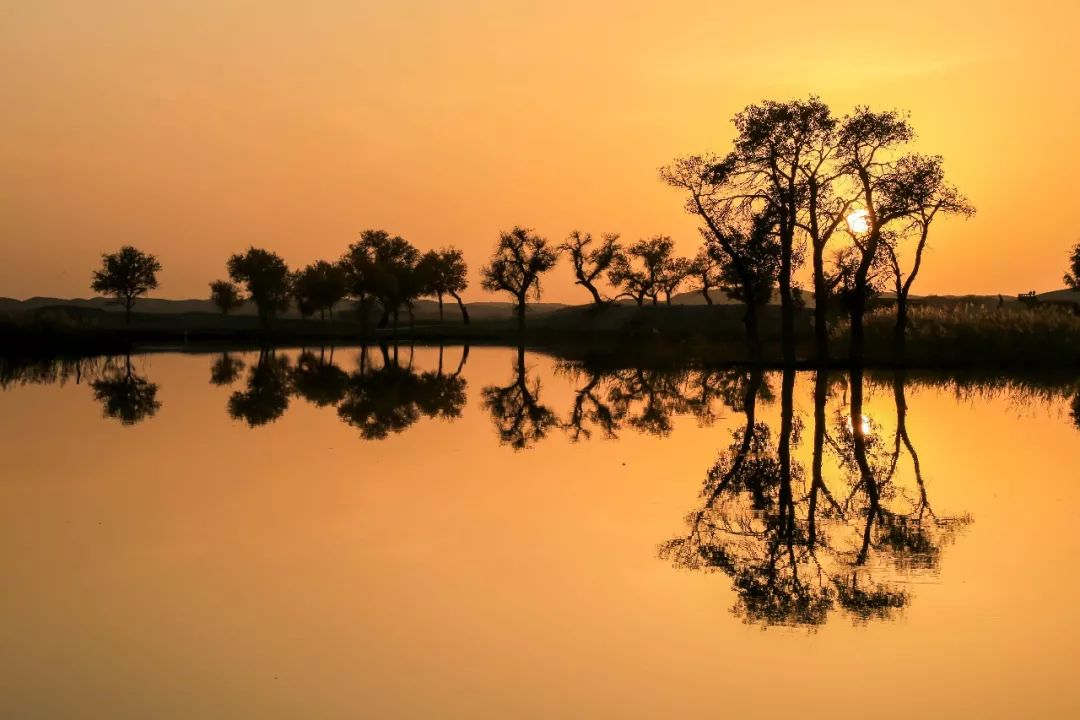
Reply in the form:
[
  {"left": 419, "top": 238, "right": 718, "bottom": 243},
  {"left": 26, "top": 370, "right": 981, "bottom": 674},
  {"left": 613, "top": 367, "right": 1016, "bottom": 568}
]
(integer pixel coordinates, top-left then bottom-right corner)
[
  {"left": 687, "top": 247, "right": 722, "bottom": 305},
  {"left": 227, "top": 351, "right": 292, "bottom": 426},
  {"left": 481, "top": 345, "right": 557, "bottom": 449},
  {"left": 661, "top": 157, "right": 781, "bottom": 359},
  {"left": 480, "top": 227, "right": 559, "bottom": 331},
  {"left": 559, "top": 231, "right": 622, "bottom": 305},
  {"left": 292, "top": 261, "right": 349, "bottom": 321},
  {"left": 416, "top": 247, "right": 470, "bottom": 324},
  {"left": 209, "top": 352, "right": 245, "bottom": 385},
  {"left": 836, "top": 108, "right": 918, "bottom": 364},
  {"left": 608, "top": 235, "right": 675, "bottom": 307},
  {"left": 209, "top": 280, "right": 244, "bottom": 316},
  {"left": 90, "top": 246, "right": 162, "bottom": 324},
  {"left": 881, "top": 154, "right": 975, "bottom": 354},
  {"left": 658, "top": 256, "right": 691, "bottom": 305},
  {"left": 227, "top": 248, "right": 292, "bottom": 329},
  {"left": 1071, "top": 393, "right": 1080, "bottom": 430},
  {"left": 341, "top": 230, "right": 422, "bottom": 332},
  {"left": 90, "top": 354, "right": 161, "bottom": 424},
  {"left": 1064, "top": 242, "right": 1080, "bottom": 291}
]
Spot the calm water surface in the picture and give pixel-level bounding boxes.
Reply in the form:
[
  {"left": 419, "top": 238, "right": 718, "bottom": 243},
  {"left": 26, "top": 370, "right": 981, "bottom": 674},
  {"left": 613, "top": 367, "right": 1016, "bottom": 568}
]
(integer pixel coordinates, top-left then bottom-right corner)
[{"left": 2, "top": 347, "right": 1079, "bottom": 719}]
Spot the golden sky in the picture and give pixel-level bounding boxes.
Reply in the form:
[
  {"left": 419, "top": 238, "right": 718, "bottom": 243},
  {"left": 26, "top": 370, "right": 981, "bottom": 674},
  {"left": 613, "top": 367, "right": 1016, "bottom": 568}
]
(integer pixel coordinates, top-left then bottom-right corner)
[{"left": 2, "top": 1, "right": 1078, "bottom": 303}]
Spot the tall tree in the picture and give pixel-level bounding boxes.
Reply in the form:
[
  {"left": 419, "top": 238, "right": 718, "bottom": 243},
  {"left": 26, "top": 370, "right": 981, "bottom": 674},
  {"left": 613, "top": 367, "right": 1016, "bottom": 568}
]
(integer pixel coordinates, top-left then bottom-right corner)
[
  {"left": 226, "top": 247, "right": 292, "bottom": 329},
  {"left": 728, "top": 98, "right": 835, "bottom": 364},
  {"left": 608, "top": 235, "right": 674, "bottom": 307},
  {"left": 1064, "top": 241, "right": 1080, "bottom": 291},
  {"left": 837, "top": 107, "right": 918, "bottom": 364},
  {"left": 209, "top": 280, "right": 244, "bottom": 316},
  {"left": 559, "top": 231, "right": 622, "bottom": 305},
  {"left": 880, "top": 154, "right": 974, "bottom": 352},
  {"left": 416, "top": 247, "right": 470, "bottom": 324},
  {"left": 90, "top": 246, "right": 162, "bottom": 324},
  {"left": 292, "top": 260, "right": 349, "bottom": 321},
  {"left": 480, "top": 227, "right": 559, "bottom": 331}
]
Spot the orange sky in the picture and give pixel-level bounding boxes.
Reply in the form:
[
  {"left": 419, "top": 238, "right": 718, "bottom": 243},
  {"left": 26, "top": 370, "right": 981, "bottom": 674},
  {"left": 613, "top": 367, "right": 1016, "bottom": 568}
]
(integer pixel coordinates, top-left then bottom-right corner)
[{"left": 2, "top": 1, "right": 1078, "bottom": 303}]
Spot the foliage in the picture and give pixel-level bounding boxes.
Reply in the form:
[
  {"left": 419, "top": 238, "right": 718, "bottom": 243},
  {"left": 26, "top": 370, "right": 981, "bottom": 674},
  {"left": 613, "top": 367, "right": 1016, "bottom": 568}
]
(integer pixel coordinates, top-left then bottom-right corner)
[
  {"left": 227, "top": 247, "right": 292, "bottom": 327},
  {"left": 90, "top": 246, "right": 162, "bottom": 322},
  {"left": 209, "top": 280, "right": 244, "bottom": 315}
]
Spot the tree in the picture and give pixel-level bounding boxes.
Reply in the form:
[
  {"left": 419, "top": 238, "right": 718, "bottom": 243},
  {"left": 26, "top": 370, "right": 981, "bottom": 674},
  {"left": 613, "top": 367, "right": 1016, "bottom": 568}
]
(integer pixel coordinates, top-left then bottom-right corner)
[
  {"left": 416, "top": 247, "right": 470, "bottom": 324},
  {"left": 836, "top": 107, "right": 917, "bottom": 364},
  {"left": 688, "top": 247, "right": 722, "bottom": 305},
  {"left": 559, "top": 231, "right": 622, "bottom": 305},
  {"left": 661, "top": 156, "right": 781, "bottom": 358},
  {"left": 227, "top": 351, "right": 292, "bottom": 426},
  {"left": 480, "top": 226, "right": 559, "bottom": 331},
  {"left": 209, "top": 280, "right": 244, "bottom": 316},
  {"left": 608, "top": 235, "right": 674, "bottom": 307},
  {"left": 728, "top": 98, "right": 835, "bottom": 364},
  {"left": 227, "top": 247, "right": 292, "bottom": 328},
  {"left": 481, "top": 345, "right": 557, "bottom": 449},
  {"left": 1065, "top": 242, "right": 1080, "bottom": 291},
  {"left": 880, "top": 154, "right": 974, "bottom": 352},
  {"left": 90, "top": 246, "right": 162, "bottom": 324},
  {"left": 292, "top": 260, "right": 349, "bottom": 321},
  {"left": 658, "top": 256, "right": 691, "bottom": 305},
  {"left": 342, "top": 230, "right": 421, "bottom": 331}
]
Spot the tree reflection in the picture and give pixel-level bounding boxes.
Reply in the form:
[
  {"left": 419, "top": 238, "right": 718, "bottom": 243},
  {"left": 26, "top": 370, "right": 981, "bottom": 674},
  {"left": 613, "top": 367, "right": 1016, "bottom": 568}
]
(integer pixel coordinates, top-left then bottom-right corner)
[
  {"left": 661, "top": 368, "right": 972, "bottom": 627},
  {"left": 292, "top": 349, "right": 349, "bottom": 407},
  {"left": 338, "top": 343, "right": 467, "bottom": 439},
  {"left": 482, "top": 345, "right": 557, "bottom": 449},
  {"left": 91, "top": 354, "right": 161, "bottom": 425},
  {"left": 227, "top": 350, "right": 292, "bottom": 427},
  {"left": 209, "top": 352, "right": 246, "bottom": 386}
]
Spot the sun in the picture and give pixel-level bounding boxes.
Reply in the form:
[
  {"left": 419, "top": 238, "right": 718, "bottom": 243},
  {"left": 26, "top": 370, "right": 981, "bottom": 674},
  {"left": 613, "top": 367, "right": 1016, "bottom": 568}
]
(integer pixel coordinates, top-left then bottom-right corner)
[{"left": 846, "top": 209, "right": 870, "bottom": 234}]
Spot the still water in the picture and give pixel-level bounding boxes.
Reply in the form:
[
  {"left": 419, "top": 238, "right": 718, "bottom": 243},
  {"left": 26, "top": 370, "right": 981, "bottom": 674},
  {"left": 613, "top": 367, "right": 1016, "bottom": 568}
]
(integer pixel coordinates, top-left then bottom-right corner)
[{"left": 2, "top": 346, "right": 1079, "bottom": 718}]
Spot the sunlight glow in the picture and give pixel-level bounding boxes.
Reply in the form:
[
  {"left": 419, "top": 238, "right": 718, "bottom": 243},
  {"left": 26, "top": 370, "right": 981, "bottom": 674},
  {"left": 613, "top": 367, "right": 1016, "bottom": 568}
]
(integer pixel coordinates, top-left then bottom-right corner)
[{"left": 846, "top": 209, "right": 870, "bottom": 234}]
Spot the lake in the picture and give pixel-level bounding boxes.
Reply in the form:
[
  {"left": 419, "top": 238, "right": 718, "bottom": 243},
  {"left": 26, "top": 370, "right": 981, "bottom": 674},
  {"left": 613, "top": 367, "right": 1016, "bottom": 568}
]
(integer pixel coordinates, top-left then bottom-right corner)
[{"left": 2, "top": 346, "right": 1079, "bottom": 719}]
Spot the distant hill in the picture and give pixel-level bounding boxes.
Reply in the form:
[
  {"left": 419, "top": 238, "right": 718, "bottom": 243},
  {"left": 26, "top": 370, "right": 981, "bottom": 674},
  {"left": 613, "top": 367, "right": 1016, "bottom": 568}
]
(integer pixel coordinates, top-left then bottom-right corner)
[{"left": 0, "top": 296, "right": 567, "bottom": 322}]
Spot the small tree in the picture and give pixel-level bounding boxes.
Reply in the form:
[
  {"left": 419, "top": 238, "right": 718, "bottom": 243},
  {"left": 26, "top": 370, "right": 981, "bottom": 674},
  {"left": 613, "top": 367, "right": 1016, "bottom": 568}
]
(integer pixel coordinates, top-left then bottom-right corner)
[
  {"left": 880, "top": 154, "right": 974, "bottom": 351},
  {"left": 209, "top": 280, "right": 244, "bottom": 315},
  {"left": 608, "top": 235, "right": 674, "bottom": 307},
  {"left": 1065, "top": 242, "right": 1080, "bottom": 291},
  {"left": 416, "top": 247, "right": 470, "bottom": 324},
  {"left": 658, "top": 256, "right": 692, "bottom": 305},
  {"left": 227, "top": 247, "right": 291, "bottom": 328},
  {"left": 292, "top": 260, "right": 349, "bottom": 321},
  {"left": 480, "top": 226, "right": 559, "bottom": 331},
  {"left": 559, "top": 231, "right": 622, "bottom": 305},
  {"left": 90, "top": 246, "right": 162, "bottom": 324},
  {"left": 688, "top": 247, "right": 722, "bottom": 305}
]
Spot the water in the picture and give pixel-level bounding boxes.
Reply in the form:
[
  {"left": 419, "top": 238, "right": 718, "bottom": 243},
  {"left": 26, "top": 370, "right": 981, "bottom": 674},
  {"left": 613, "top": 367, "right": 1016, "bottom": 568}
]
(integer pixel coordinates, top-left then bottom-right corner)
[{"left": 2, "top": 346, "right": 1079, "bottom": 718}]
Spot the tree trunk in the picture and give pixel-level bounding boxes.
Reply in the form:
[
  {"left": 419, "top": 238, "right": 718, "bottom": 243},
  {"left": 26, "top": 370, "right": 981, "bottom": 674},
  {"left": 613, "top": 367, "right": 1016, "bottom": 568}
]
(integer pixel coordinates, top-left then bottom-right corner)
[
  {"left": 450, "top": 291, "right": 470, "bottom": 325},
  {"left": 515, "top": 296, "right": 526, "bottom": 333},
  {"left": 779, "top": 226, "right": 795, "bottom": 365},
  {"left": 744, "top": 302, "right": 762, "bottom": 364},
  {"left": 894, "top": 292, "right": 909, "bottom": 359},
  {"left": 813, "top": 242, "right": 828, "bottom": 364},
  {"left": 438, "top": 294, "right": 444, "bottom": 322},
  {"left": 808, "top": 370, "right": 828, "bottom": 548},
  {"left": 849, "top": 291, "right": 866, "bottom": 367},
  {"left": 701, "top": 286, "right": 713, "bottom": 305},
  {"left": 124, "top": 298, "right": 133, "bottom": 326},
  {"left": 377, "top": 304, "right": 390, "bottom": 329},
  {"left": 585, "top": 282, "right": 604, "bottom": 305}
]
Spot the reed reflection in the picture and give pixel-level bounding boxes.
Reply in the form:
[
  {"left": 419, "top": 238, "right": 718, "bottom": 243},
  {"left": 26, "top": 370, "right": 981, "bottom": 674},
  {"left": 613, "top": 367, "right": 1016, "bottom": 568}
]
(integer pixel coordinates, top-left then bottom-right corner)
[{"left": 661, "top": 368, "right": 972, "bottom": 627}]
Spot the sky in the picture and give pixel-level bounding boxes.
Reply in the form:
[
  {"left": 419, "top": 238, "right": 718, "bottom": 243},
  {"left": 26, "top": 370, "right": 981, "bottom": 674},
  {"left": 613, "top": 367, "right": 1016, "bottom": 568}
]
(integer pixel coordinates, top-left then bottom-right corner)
[{"left": 2, "top": 0, "right": 1078, "bottom": 303}]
